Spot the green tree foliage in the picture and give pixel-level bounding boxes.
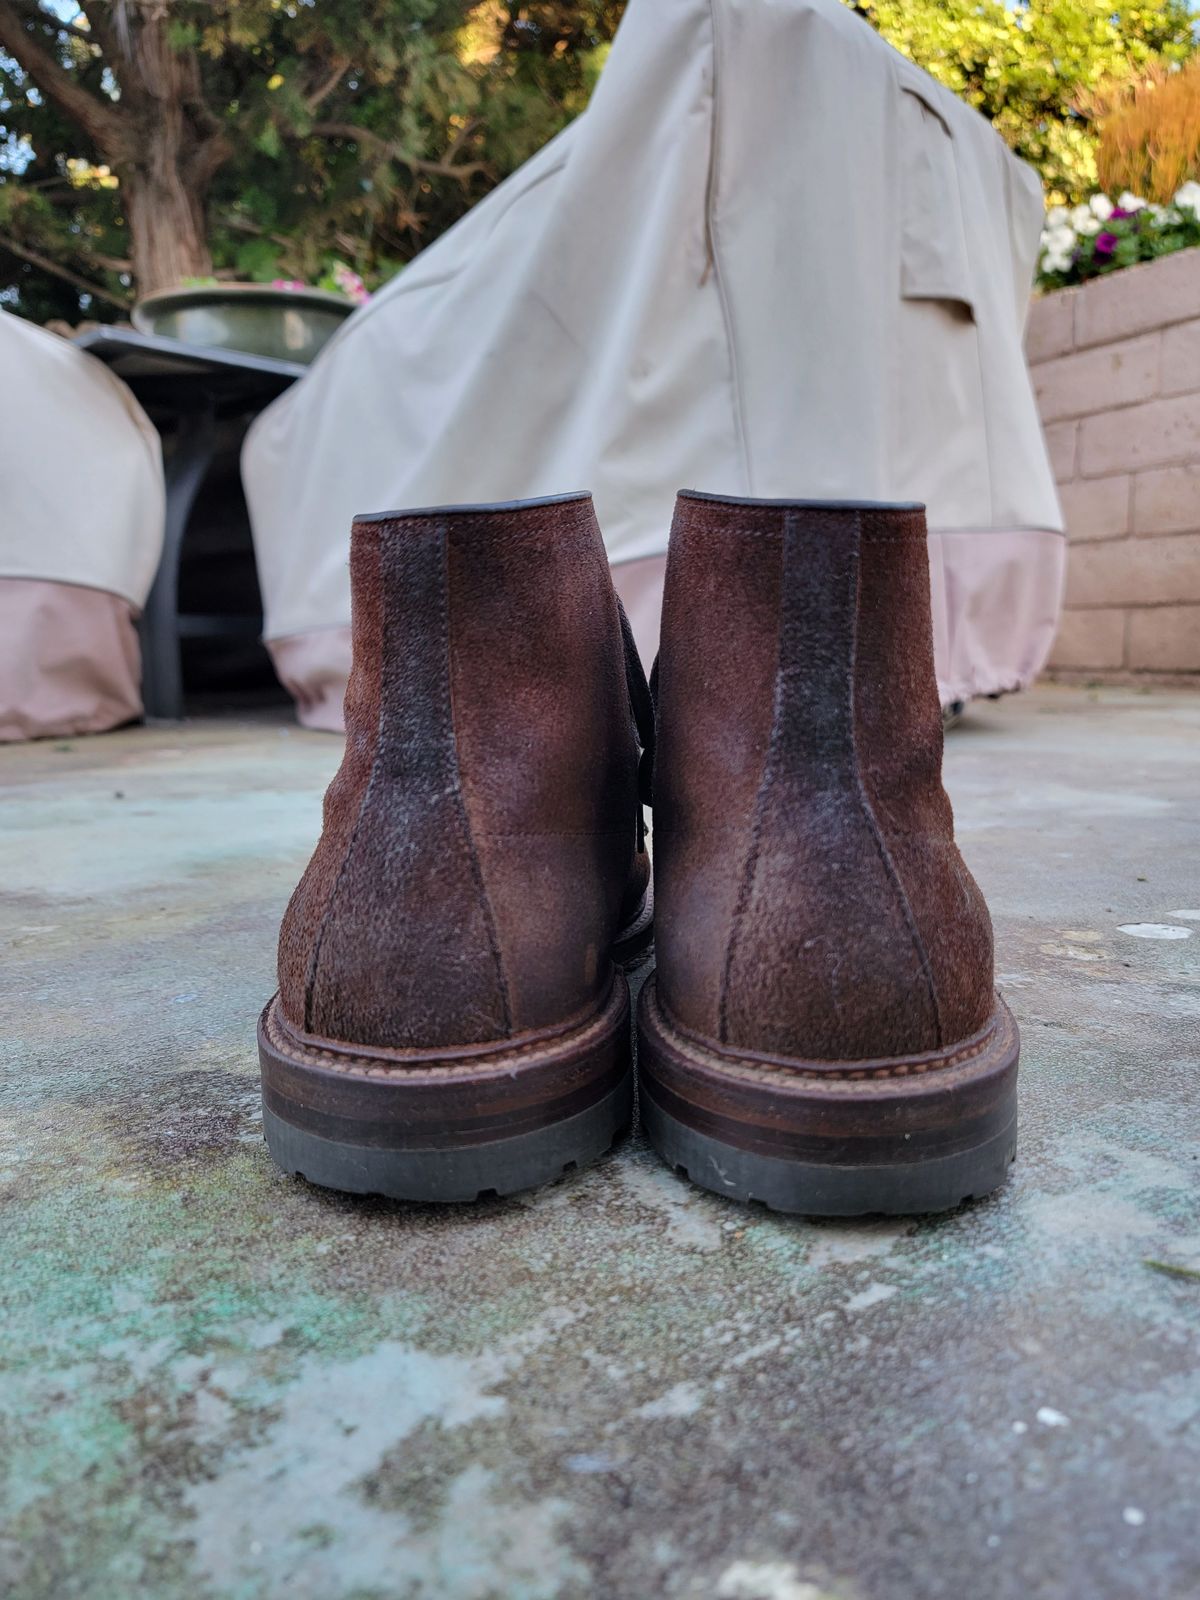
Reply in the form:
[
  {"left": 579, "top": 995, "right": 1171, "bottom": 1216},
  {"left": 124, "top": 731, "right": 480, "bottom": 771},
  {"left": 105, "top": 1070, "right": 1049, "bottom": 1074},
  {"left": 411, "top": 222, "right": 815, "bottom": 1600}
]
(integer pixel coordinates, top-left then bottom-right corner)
[
  {"left": 0, "top": 1, "right": 622, "bottom": 321},
  {"left": 4, "top": 1, "right": 1196, "bottom": 323},
  {"left": 848, "top": 0, "right": 1198, "bottom": 203}
]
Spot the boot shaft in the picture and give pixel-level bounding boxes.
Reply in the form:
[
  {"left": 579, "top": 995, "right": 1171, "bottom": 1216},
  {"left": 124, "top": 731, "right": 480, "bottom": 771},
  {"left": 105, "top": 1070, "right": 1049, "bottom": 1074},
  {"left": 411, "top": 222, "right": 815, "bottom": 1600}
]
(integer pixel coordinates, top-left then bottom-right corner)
[
  {"left": 656, "top": 494, "right": 946, "bottom": 810},
  {"left": 342, "top": 495, "right": 638, "bottom": 832},
  {"left": 653, "top": 493, "right": 993, "bottom": 1061},
  {"left": 279, "top": 494, "right": 646, "bottom": 1049}
]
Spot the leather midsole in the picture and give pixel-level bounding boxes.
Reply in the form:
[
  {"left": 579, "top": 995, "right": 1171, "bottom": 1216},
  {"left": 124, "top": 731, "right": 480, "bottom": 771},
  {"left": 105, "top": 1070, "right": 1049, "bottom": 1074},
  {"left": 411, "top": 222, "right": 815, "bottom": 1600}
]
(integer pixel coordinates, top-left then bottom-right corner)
[
  {"left": 259, "top": 977, "right": 631, "bottom": 1150},
  {"left": 637, "top": 976, "right": 1019, "bottom": 1166}
]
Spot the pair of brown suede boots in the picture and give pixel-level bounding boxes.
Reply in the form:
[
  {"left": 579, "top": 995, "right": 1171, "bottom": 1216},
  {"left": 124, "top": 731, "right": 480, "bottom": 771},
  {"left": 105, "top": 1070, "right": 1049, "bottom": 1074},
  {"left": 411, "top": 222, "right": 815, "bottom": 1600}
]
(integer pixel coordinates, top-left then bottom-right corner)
[{"left": 258, "top": 491, "right": 1018, "bottom": 1217}]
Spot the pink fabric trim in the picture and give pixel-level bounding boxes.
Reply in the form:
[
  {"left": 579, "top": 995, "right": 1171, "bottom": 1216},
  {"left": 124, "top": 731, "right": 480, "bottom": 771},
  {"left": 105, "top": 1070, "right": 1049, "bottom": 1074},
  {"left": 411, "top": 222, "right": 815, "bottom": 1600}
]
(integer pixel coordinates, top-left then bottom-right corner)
[
  {"left": 928, "top": 527, "right": 1066, "bottom": 703},
  {"left": 612, "top": 554, "right": 667, "bottom": 670},
  {"left": 267, "top": 629, "right": 352, "bottom": 732},
  {"left": 0, "top": 578, "right": 142, "bottom": 742}
]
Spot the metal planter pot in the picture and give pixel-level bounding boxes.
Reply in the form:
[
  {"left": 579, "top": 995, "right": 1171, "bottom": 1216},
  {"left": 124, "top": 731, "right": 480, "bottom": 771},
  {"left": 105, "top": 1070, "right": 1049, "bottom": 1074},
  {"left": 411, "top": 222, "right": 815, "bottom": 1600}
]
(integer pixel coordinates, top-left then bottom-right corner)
[{"left": 132, "top": 284, "right": 354, "bottom": 364}]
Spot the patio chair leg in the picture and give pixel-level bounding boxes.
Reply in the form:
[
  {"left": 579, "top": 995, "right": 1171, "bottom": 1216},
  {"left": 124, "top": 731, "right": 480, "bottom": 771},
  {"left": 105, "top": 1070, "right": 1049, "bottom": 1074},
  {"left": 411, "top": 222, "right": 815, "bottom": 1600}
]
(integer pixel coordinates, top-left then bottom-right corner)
[{"left": 140, "top": 403, "right": 218, "bottom": 721}]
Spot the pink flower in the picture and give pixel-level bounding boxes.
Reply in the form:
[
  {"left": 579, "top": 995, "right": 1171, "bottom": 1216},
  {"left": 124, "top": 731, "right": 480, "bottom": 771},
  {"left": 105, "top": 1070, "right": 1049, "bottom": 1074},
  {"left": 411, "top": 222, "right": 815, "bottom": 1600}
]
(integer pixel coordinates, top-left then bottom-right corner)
[{"left": 332, "top": 262, "right": 370, "bottom": 305}]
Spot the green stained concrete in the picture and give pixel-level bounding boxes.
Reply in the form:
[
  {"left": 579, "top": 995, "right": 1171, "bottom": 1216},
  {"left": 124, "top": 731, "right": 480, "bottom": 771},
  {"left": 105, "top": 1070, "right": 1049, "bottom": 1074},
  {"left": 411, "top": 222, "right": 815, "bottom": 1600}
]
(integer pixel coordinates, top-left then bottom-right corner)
[{"left": 1, "top": 686, "right": 1198, "bottom": 1600}]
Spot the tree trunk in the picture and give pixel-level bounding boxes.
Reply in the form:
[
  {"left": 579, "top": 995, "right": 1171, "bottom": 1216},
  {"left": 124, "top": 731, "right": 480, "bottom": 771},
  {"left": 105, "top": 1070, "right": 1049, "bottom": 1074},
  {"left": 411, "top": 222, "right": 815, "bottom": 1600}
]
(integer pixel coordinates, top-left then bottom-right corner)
[
  {"left": 0, "top": 1, "right": 223, "bottom": 300},
  {"left": 114, "top": 10, "right": 229, "bottom": 298},
  {"left": 122, "top": 164, "right": 213, "bottom": 297}
]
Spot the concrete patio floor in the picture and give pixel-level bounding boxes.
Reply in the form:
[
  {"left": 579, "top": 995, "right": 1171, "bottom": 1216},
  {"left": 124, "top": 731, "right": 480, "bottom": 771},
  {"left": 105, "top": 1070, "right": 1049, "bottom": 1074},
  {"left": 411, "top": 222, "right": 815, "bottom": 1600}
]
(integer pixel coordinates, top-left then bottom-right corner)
[{"left": 2, "top": 684, "right": 1198, "bottom": 1600}]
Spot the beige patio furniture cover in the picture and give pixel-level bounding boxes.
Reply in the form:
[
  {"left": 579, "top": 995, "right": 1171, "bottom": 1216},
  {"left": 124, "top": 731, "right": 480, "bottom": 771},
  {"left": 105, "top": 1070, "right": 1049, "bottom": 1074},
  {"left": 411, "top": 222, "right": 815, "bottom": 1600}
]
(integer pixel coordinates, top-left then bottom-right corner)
[
  {"left": 243, "top": 0, "right": 1064, "bottom": 731},
  {"left": 0, "top": 311, "right": 164, "bottom": 739}
]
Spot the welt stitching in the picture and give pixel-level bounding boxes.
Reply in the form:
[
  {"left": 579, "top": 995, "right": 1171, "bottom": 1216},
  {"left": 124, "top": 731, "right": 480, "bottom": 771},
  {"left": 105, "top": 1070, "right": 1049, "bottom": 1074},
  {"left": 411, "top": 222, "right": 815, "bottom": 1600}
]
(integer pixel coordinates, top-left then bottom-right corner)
[
  {"left": 662, "top": 998, "right": 1011, "bottom": 1088},
  {"left": 717, "top": 515, "right": 791, "bottom": 1044},
  {"left": 266, "top": 987, "right": 618, "bottom": 1078},
  {"left": 440, "top": 525, "right": 515, "bottom": 1036},
  {"left": 659, "top": 992, "right": 1008, "bottom": 1081},
  {"left": 846, "top": 510, "right": 944, "bottom": 1047}
]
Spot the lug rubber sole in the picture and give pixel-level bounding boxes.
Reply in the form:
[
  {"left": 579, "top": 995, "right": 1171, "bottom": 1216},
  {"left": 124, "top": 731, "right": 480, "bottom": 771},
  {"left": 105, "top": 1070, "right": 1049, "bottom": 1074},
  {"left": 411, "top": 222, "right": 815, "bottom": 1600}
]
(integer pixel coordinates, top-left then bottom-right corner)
[
  {"left": 259, "top": 975, "right": 632, "bottom": 1202},
  {"left": 637, "top": 976, "right": 1019, "bottom": 1216}
]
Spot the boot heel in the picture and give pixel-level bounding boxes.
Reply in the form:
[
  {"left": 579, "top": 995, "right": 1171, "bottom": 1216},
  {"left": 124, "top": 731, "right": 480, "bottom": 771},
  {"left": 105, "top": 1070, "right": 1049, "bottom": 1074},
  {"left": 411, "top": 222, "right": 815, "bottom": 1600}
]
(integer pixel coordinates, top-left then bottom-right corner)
[
  {"left": 259, "top": 976, "right": 632, "bottom": 1202},
  {"left": 638, "top": 976, "right": 1018, "bottom": 1217}
]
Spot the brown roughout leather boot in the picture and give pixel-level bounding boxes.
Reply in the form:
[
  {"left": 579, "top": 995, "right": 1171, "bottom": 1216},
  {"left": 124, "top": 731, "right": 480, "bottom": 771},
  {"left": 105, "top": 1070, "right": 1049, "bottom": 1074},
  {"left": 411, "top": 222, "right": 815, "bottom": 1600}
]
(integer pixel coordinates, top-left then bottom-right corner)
[
  {"left": 259, "top": 493, "right": 653, "bottom": 1201},
  {"left": 638, "top": 493, "right": 1019, "bottom": 1216}
]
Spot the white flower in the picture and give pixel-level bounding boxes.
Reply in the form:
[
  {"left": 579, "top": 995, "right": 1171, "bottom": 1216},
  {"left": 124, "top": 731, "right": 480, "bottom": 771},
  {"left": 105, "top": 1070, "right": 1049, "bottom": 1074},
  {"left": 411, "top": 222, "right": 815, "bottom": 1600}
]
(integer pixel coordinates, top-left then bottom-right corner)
[
  {"left": 1071, "top": 205, "right": 1101, "bottom": 236},
  {"left": 1146, "top": 202, "right": 1181, "bottom": 228},
  {"left": 1046, "top": 205, "right": 1070, "bottom": 227},
  {"left": 1090, "top": 193, "right": 1115, "bottom": 221},
  {"left": 1042, "top": 249, "right": 1074, "bottom": 274},
  {"left": 1041, "top": 225, "right": 1077, "bottom": 273},
  {"left": 1118, "top": 190, "right": 1147, "bottom": 212},
  {"left": 1173, "top": 180, "right": 1200, "bottom": 215}
]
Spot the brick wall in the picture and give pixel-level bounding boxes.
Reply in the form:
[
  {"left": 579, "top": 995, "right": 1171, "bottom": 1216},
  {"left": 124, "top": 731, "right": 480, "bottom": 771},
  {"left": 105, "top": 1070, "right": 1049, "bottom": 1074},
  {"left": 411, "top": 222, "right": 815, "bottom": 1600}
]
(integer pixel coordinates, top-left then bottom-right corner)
[{"left": 1027, "top": 249, "right": 1200, "bottom": 681}]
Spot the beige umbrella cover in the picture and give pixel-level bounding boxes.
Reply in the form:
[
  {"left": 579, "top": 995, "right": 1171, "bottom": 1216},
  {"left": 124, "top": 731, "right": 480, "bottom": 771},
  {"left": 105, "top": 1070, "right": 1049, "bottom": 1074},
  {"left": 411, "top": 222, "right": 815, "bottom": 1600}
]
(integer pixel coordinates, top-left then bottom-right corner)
[
  {"left": 243, "top": 0, "right": 1063, "bottom": 729},
  {"left": 0, "top": 311, "right": 164, "bottom": 739}
]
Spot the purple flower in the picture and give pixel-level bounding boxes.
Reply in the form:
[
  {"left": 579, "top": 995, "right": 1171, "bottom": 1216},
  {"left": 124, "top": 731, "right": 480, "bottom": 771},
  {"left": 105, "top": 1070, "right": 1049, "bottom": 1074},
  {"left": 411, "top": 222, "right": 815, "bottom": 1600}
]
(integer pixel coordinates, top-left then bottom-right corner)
[
  {"left": 1094, "top": 232, "right": 1118, "bottom": 256},
  {"left": 1110, "top": 207, "right": 1134, "bottom": 221}
]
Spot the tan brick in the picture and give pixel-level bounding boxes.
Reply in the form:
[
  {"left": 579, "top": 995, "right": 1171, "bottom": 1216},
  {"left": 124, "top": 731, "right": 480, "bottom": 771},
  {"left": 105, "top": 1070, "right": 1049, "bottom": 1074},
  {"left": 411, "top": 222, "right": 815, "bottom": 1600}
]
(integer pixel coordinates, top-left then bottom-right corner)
[
  {"left": 1133, "top": 464, "right": 1200, "bottom": 536},
  {"left": 1049, "top": 608, "right": 1127, "bottom": 669},
  {"left": 1026, "top": 289, "right": 1075, "bottom": 364},
  {"left": 1127, "top": 605, "right": 1200, "bottom": 671},
  {"left": 1057, "top": 475, "right": 1131, "bottom": 542},
  {"left": 1161, "top": 316, "right": 1200, "bottom": 397},
  {"left": 1033, "top": 333, "right": 1159, "bottom": 423},
  {"left": 1044, "top": 419, "right": 1077, "bottom": 483},
  {"left": 1078, "top": 391, "right": 1200, "bottom": 476},
  {"left": 1065, "top": 533, "right": 1200, "bottom": 607},
  {"left": 1075, "top": 250, "right": 1200, "bottom": 349}
]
